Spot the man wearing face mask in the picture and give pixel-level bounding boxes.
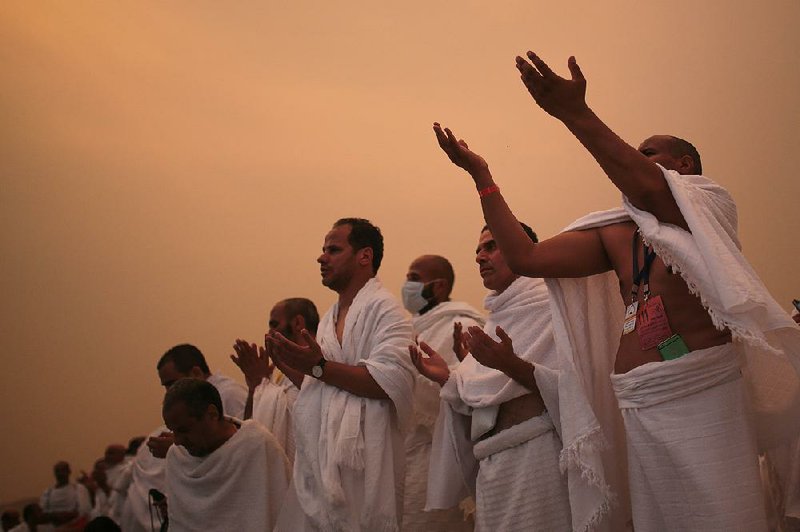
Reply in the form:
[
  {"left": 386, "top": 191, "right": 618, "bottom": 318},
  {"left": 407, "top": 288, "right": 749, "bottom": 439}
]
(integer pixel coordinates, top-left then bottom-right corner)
[{"left": 401, "top": 255, "right": 484, "bottom": 531}]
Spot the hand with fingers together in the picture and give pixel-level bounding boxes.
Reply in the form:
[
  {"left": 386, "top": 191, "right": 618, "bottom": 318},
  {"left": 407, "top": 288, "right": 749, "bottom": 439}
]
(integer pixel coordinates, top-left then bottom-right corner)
[
  {"left": 230, "top": 339, "right": 273, "bottom": 392},
  {"left": 433, "top": 122, "right": 491, "bottom": 181},
  {"left": 515, "top": 51, "right": 588, "bottom": 121},
  {"left": 453, "top": 321, "right": 470, "bottom": 362},
  {"left": 409, "top": 342, "right": 451, "bottom": 387},
  {"left": 466, "top": 325, "right": 524, "bottom": 375},
  {"left": 267, "top": 329, "right": 323, "bottom": 376}
]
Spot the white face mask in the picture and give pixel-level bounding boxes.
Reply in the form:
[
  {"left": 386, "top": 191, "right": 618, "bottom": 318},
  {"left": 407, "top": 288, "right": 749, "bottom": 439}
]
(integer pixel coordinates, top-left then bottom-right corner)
[{"left": 401, "top": 281, "right": 429, "bottom": 314}]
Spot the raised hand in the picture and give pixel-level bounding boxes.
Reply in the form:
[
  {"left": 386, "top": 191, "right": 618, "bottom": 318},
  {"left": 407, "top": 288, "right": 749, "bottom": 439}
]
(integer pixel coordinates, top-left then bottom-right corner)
[
  {"left": 466, "top": 325, "right": 519, "bottom": 373},
  {"left": 433, "top": 122, "right": 491, "bottom": 181},
  {"left": 515, "top": 52, "right": 588, "bottom": 121},
  {"left": 230, "top": 339, "right": 272, "bottom": 391},
  {"left": 453, "top": 321, "right": 470, "bottom": 362},
  {"left": 409, "top": 341, "right": 450, "bottom": 387},
  {"left": 267, "top": 329, "right": 322, "bottom": 376}
]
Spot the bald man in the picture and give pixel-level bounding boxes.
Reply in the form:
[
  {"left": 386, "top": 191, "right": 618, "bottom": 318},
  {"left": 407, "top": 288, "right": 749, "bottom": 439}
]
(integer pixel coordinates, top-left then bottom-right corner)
[
  {"left": 232, "top": 297, "right": 320, "bottom": 462},
  {"left": 401, "top": 255, "right": 484, "bottom": 531},
  {"left": 434, "top": 50, "right": 800, "bottom": 531}
]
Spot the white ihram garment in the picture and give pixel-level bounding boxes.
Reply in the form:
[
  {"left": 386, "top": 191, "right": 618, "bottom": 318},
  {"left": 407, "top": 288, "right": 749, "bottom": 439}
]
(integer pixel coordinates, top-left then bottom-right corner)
[
  {"left": 165, "top": 419, "right": 290, "bottom": 532},
  {"left": 277, "top": 278, "right": 415, "bottom": 532},
  {"left": 427, "top": 276, "right": 613, "bottom": 532},
  {"left": 547, "top": 165, "right": 800, "bottom": 531}
]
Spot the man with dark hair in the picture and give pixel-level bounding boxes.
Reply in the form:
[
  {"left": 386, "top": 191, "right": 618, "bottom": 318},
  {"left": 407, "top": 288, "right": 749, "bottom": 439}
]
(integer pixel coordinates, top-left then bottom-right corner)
[
  {"left": 434, "top": 50, "right": 800, "bottom": 530},
  {"left": 271, "top": 218, "right": 415, "bottom": 531},
  {"left": 411, "top": 225, "right": 610, "bottom": 531},
  {"left": 332, "top": 217, "right": 384, "bottom": 273},
  {"left": 156, "top": 343, "right": 247, "bottom": 419},
  {"left": 1, "top": 509, "right": 20, "bottom": 531},
  {"left": 231, "top": 297, "right": 321, "bottom": 461},
  {"left": 117, "top": 344, "right": 247, "bottom": 532},
  {"left": 401, "top": 254, "right": 484, "bottom": 531},
  {"left": 8, "top": 503, "right": 42, "bottom": 532},
  {"left": 163, "top": 378, "right": 289, "bottom": 531}
]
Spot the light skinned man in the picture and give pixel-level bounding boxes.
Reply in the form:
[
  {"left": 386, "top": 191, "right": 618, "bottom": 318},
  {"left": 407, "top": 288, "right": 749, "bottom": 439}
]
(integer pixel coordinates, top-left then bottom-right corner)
[
  {"left": 271, "top": 217, "right": 415, "bottom": 531},
  {"left": 401, "top": 254, "right": 484, "bottom": 531},
  {"left": 434, "top": 50, "right": 800, "bottom": 530}
]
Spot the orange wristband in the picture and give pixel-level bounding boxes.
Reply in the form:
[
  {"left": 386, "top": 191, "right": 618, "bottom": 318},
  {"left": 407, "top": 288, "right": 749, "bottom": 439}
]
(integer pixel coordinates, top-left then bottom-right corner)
[{"left": 478, "top": 184, "right": 500, "bottom": 198}]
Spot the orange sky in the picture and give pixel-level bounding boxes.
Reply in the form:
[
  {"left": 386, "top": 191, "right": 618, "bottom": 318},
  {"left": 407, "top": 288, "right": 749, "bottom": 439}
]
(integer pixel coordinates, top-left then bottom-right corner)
[{"left": 1, "top": 0, "right": 799, "bottom": 503}]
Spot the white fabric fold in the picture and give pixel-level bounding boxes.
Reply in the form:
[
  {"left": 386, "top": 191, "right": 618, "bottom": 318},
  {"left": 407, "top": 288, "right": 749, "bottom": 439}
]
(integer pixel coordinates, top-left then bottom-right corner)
[
  {"left": 165, "top": 419, "right": 290, "bottom": 532},
  {"left": 252, "top": 375, "right": 296, "bottom": 463},
  {"left": 119, "top": 426, "right": 168, "bottom": 532},
  {"left": 288, "top": 277, "right": 414, "bottom": 531},
  {"left": 207, "top": 373, "right": 248, "bottom": 420},
  {"left": 428, "top": 276, "right": 612, "bottom": 531},
  {"left": 611, "top": 344, "right": 767, "bottom": 531},
  {"left": 548, "top": 165, "right": 800, "bottom": 529}
]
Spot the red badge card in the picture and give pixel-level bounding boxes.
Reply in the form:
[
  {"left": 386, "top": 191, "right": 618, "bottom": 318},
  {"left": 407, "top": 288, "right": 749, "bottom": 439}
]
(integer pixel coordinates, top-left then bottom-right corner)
[{"left": 636, "top": 295, "right": 673, "bottom": 351}]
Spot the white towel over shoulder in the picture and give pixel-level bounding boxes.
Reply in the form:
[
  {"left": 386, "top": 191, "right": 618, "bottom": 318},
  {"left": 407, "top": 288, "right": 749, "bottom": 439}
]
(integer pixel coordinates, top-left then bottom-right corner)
[
  {"left": 290, "top": 277, "right": 415, "bottom": 531},
  {"left": 165, "top": 419, "right": 290, "bottom": 532}
]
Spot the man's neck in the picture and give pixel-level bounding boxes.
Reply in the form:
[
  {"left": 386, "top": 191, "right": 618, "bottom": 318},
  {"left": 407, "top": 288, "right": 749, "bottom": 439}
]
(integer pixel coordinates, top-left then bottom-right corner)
[
  {"left": 418, "top": 299, "right": 444, "bottom": 315},
  {"left": 336, "top": 274, "right": 373, "bottom": 310},
  {"left": 207, "top": 420, "right": 238, "bottom": 455}
]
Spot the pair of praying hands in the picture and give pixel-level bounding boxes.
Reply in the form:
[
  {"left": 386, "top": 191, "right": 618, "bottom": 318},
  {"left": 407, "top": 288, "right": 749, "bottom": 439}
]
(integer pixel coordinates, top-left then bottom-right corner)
[
  {"left": 434, "top": 51, "right": 588, "bottom": 178},
  {"left": 231, "top": 329, "right": 324, "bottom": 382},
  {"left": 409, "top": 322, "right": 521, "bottom": 386}
]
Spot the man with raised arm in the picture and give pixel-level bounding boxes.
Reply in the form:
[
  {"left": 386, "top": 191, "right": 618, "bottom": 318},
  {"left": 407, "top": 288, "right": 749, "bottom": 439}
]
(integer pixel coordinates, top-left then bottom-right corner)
[
  {"left": 231, "top": 297, "right": 320, "bottom": 462},
  {"left": 412, "top": 224, "right": 613, "bottom": 532},
  {"left": 433, "top": 51, "right": 800, "bottom": 531},
  {"left": 401, "top": 254, "right": 484, "bottom": 531},
  {"left": 271, "top": 218, "right": 415, "bottom": 532}
]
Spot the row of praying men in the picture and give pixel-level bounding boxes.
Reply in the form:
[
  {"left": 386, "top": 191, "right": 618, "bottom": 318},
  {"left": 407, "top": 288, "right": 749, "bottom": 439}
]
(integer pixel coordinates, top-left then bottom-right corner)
[{"left": 9, "top": 48, "right": 800, "bottom": 532}]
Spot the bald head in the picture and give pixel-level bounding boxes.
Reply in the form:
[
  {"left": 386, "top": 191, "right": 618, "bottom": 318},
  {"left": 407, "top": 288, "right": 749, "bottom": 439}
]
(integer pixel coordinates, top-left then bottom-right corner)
[
  {"left": 406, "top": 255, "right": 455, "bottom": 302},
  {"left": 638, "top": 135, "right": 702, "bottom": 175}
]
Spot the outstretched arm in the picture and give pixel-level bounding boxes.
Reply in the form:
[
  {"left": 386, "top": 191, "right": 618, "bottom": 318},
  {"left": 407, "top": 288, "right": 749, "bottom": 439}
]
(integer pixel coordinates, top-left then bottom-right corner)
[
  {"left": 268, "top": 330, "right": 390, "bottom": 399},
  {"left": 434, "top": 123, "right": 612, "bottom": 278},
  {"left": 515, "top": 51, "right": 687, "bottom": 229}
]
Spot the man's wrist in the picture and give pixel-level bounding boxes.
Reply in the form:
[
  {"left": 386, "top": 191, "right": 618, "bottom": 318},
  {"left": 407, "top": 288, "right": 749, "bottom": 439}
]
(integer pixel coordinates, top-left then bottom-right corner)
[{"left": 469, "top": 167, "right": 494, "bottom": 188}]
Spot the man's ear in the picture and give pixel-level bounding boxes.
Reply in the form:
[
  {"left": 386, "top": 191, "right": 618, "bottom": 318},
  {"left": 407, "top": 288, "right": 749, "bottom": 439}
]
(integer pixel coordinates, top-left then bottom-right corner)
[
  {"left": 679, "top": 154, "right": 696, "bottom": 174},
  {"left": 206, "top": 403, "right": 222, "bottom": 421},
  {"left": 358, "top": 247, "right": 373, "bottom": 268},
  {"left": 189, "top": 366, "right": 205, "bottom": 379}
]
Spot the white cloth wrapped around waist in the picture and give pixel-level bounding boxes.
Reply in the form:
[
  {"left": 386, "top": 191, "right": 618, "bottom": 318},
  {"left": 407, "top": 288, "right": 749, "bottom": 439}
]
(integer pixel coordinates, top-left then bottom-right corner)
[{"left": 611, "top": 342, "right": 742, "bottom": 409}]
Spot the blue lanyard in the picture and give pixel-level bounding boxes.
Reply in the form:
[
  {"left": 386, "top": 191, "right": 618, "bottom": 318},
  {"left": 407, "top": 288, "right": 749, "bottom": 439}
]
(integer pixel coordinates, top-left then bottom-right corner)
[{"left": 631, "top": 230, "right": 657, "bottom": 304}]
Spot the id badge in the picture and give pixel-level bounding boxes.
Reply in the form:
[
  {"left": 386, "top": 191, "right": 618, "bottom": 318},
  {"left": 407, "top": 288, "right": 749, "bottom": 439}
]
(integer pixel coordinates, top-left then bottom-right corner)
[
  {"left": 636, "top": 295, "right": 673, "bottom": 350},
  {"left": 622, "top": 301, "right": 638, "bottom": 335}
]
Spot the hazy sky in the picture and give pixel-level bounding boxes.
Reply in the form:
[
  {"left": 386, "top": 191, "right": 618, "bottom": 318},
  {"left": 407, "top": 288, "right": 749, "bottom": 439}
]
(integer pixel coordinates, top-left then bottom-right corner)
[{"left": 2, "top": 0, "right": 799, "bottom": 503}]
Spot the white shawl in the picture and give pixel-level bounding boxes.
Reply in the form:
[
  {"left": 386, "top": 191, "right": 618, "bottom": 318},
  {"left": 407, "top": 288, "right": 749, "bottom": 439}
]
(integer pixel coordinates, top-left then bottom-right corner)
[
  {"left": 119, "top": 426, "right": 168, "bottom": 532},
  {"left": 165, "top": 419, "right": 290, "bottom": 532},
  {"left": 292, "top": 277, "right": 415, "bottom": 531},
  {"left": 430, "top": 276, "right": 612, "bottom": 531},
  {"left": 411, "top": 301, "right": 485, "bottom": 430},
  {"left": 548, "top": 165, "right": 800, "bottom": 523},
  {"left": 252, "top": 377, "right": 295, "bottom": 463}
]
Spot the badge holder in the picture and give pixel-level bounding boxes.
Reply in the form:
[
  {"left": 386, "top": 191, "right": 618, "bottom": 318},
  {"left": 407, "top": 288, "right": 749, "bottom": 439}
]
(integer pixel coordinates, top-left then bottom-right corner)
[{"left": 657, "top": 334, "right": 690, "bottom": 360}]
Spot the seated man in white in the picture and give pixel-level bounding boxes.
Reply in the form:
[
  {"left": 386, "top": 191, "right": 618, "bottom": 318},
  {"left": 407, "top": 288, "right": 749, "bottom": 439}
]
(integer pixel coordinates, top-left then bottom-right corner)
[
  {"left": 163, "top": 378, "right": 290, "bottom": 532},
  {"left": 39, "top": 461, "right": 91, "bottom": 529}
]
